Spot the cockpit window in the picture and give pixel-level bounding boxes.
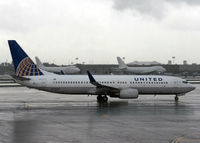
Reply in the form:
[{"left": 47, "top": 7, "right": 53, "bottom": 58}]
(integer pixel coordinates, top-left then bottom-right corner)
[{"left": 182, "top": 81, "right": 188, "bottom": 84}]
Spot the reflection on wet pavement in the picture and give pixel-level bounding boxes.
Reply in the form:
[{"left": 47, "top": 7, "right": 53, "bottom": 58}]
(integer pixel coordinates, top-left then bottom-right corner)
[{"left": 0, "top": 85, "right": 199, "bottom": 143}]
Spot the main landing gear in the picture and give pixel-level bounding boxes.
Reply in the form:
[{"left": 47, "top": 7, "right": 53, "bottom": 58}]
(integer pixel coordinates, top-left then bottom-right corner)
[
  {"left": 97, "top": 95, "right": 108, "bottom": 103},
  {"left": 175, "top": 95, "right": 179, "bottom": 102}
]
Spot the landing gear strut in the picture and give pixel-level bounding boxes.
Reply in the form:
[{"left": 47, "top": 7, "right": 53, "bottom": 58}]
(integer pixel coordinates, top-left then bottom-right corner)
[
  {"left": 97, "top": 95, "right": 108, "bottom": 103},
  {"left": 175, "top": 95, "right": 179, "bottom": 101}
]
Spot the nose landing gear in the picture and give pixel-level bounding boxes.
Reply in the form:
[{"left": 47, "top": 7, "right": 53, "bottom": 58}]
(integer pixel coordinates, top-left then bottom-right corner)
[{"left": 97, "top": 95, "right": 108, "bottom": 103}]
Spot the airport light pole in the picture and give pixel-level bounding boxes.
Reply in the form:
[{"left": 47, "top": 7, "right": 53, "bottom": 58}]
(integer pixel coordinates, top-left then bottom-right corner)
[{"left": 172, "top": 56, "right": 175, "bottom": 64}]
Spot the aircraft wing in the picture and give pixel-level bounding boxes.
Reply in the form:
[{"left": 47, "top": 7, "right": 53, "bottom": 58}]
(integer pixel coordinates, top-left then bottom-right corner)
[{"left": 87, "top": 71, "right": 119, "bottom": 94}]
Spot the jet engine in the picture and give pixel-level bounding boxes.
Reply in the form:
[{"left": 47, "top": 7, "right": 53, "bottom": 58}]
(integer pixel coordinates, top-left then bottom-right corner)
[{"left": 119, "top": 88, "right": 138, "bottom": 99}]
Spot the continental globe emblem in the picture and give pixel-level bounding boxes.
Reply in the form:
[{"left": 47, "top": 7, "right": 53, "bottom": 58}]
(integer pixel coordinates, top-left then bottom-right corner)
[{"left": 16, "top": 57, "right": 43, "bottom": 76}]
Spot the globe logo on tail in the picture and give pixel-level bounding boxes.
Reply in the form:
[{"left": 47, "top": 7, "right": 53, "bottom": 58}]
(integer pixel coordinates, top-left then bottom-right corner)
[{"left": 16, "top": 57, "right": 43, "bottom": 76}]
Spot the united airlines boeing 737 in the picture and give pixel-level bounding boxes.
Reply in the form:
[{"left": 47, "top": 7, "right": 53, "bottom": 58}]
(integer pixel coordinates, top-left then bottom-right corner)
[{"left": 8, "top": 40, "right": 195, "bottom": 102}]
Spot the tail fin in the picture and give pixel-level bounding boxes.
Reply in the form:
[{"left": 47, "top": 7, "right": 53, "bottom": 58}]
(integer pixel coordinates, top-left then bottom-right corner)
[
  {"left": 8, "top": 40, "right": 43, "bottom": 76},
  {"left": 117, "top": 57, "right": 127, "bottom": 69},
  {"left": 35, "top": 56, "right": 44, "bottom": 68},
  {"left": 61, "top": 70, "right": 65, "bottom": 75}
]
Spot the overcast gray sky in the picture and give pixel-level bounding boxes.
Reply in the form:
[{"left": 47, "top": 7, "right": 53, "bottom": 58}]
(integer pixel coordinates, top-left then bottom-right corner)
[{"left": 1, "top": 0, "right": 200, "bottom": 65}]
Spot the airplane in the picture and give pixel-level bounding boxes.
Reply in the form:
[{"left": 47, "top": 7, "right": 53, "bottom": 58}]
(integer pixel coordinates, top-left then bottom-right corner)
[
  {"left": 35, "top": 56, "right": 80, "bottom": 74},
  {"left": 117, "top": 57, "right": 166, "bottom": 74},
  {"left": 8, "top": 40, "right": 195, "bottom": 102}
]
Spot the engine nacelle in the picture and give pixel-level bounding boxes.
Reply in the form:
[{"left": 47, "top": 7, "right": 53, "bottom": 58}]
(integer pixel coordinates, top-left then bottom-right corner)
[{"left": 119, "top": 88, "right": 138, "bottom": 99}]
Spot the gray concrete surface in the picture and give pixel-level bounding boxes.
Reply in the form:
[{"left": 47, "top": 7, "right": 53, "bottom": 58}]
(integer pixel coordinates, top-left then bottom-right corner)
[{"left": 0, "top": 86, "right": 200, "bottom": 143}]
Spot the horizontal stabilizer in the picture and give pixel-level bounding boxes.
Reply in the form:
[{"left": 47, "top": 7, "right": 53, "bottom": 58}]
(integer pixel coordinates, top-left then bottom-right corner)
[{"left": 11, "top": 75, "right": 30, "bottom": 81}]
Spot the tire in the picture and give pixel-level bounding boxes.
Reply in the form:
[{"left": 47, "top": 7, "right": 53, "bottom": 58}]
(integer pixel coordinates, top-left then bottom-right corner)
[
  {"left": 175, "top": 96, "right": 179, "bottom": 101},
  {"left": 103, "top": 96, "right": 108, "bottom": 102},
  {"left": 97, "top": 95, "right": 103, "bottom": 102}
]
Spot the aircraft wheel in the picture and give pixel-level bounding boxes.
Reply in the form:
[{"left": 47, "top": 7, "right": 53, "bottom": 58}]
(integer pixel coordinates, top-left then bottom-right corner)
[
  {"left": 102, "top": 95, "right": 108, "bottom": 102},
  {"left": 175, "top": 96, "right": 179, "bottom": 101},
  {"left": 97, "top": 95, "right": 108, "bottom": 103},
  {"left": 97, "top": 95, "right": 103, "bottom": 103}
]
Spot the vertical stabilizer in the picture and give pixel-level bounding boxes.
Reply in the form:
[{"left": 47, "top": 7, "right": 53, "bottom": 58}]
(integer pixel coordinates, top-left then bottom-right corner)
[
  {"left": 8, "top": 40, "right": 43, "bottom": 76},
  {"left": 35, "top": 57, "right": 44, "bottom": 68},
  {"left": 117, "top": 57, "right": 128, "bottom": 69}
]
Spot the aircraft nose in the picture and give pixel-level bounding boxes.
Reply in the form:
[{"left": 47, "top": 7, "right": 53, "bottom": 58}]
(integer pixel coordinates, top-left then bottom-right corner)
[
  {"left": 189, "top": 85, "right": 196, "bottom": 91},
  {"left": 191, "top": 86, "right": 196, "bottom": 90}
]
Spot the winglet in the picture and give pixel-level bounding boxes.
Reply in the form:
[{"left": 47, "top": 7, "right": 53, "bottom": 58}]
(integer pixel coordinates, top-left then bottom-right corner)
[
  {"left": 87, "top": 71, "right": 96, "bottom": 83},
  {"left": 87, "top": 71, "right": 102, "bottom": 87}
]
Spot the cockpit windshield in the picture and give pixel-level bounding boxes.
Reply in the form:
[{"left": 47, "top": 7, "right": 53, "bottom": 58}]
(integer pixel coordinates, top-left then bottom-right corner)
[{"left": 182, "top": 81, "right": 188, "bottom": 84}]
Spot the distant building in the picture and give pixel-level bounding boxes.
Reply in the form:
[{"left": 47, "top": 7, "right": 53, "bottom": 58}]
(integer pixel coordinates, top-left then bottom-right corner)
[
  {"left": 168, "top": 60, "right": 172, "bottom": 65},
  {"left": 128, "top": 61, "right": 161, "bottom": 65},
  {"left": 183, "top": 60, "right": 187, "bottom": 65},
  {"left": 0, "top": 62, "right": 10, "bottom": 67}
]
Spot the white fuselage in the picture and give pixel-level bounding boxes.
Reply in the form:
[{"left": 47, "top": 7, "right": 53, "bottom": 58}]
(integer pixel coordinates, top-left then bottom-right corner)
[
  {"left": 16, "top": 74, "right": 195, "bottom": 97},
  {"left": 124, "top": 66, "right": 166, "bottom": 74},
  {"left": 40, "top": 65, "right": 80, "bottom": 74}
]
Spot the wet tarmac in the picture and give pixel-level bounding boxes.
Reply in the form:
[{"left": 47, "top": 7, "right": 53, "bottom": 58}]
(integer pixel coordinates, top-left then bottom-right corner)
[{"left": 0, "top": 85, "right": 200, "bottom": 143}]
